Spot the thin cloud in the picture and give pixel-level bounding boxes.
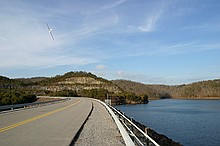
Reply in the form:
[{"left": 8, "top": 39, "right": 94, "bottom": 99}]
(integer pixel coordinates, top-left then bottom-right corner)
[
  {"left": 138, "top": 10, "right": 163, "bottom": 32},
  {"left": 181, "top": 22, "right": 220, "bottom": 32},
  {"left": 101, "top": 0, "right": 126, "bottom": 9},
  {"left": 138, "top": 16, "right": 158, "bottom": 32},
  {"left": 0, "top": 1, "right": 116, "bottom": 69},
  {"left": 160, "top": 42, "right": 220, "bottom": 55},
  {"left": 1, "top": 0, "right": 220, "bottom": 85},
  {"left": 113, "top": 71, "right": 172, "bottom": 84},
  {"left": 96, "top": 64, "right": 106, "bottom": 70}
]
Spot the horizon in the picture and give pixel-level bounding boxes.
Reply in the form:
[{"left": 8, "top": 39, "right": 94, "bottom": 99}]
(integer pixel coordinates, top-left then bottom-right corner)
[
  {"left": 1, "top": 0, "right": 220, "bottom": 85},
  {"left": 1, "top": 71, "right": 219, "bottom": 86}
]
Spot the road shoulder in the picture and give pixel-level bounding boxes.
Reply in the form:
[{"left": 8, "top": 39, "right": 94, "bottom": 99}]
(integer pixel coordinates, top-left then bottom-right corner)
[{"left": 75, "top": 99, "right": 125, "bottom": 146}]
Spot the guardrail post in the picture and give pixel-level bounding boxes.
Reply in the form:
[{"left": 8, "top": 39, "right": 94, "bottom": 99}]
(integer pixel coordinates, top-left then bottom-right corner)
[
  {"left": 145, "top": 127, "right": 150, "bottom": 146},
  {"left": 123, "top": 112, "right": 126, "bottom": 123},
  {"left": 131, "top": 117, "right": 133, "bottom": 132},
  {"left": 118, "top": 112, "right": 121, "bottom": 120}
]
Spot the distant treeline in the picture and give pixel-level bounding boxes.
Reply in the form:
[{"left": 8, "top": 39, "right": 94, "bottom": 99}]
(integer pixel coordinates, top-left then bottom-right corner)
[{"left": 113, "top": 79, "right": 220, "bottom": 99}]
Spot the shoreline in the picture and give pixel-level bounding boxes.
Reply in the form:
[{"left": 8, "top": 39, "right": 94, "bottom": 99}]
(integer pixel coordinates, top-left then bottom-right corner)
[
  {"left": 149, "top": 97, "right": 220, "bottom": 100},
  {"left": 114, "top": 107, "right": 182, "bottom": 146}
]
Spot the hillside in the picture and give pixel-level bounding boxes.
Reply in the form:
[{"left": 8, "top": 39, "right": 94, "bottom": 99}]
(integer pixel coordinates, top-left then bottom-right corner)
[
  {"left": 1, "top": 71, "right": 219, "bottom": 106},
  {"left": 112, "top": 79, "right": 220, "bottom": 99},
  {"left": 0, "top": 72, "right": 148, "bottom": 105},
  {"left": 35, "top": 71, "right": 122, "bottom": 95},
  {"left": 112, "top": 80, "right": 169, "bottom": 99}
]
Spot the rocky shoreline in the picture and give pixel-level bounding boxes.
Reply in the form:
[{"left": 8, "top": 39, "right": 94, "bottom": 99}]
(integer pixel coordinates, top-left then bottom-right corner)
[
  {"left": 131, "top": 118, "right": 182, "bottom": 146},
  {"left": 115, "top": 108, "right": 182, "bottom": 146}
]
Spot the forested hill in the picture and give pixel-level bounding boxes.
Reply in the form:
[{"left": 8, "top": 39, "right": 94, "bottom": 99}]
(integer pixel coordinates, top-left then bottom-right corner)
[
  {"left": 0, "top": 72, "right": 148, "bottom": 105},
  {"left": 1, "top": 71, "right": 220, "bottom": 106},
  {"left": 112, "top": 79, "right": 220, "bottom": 99}
]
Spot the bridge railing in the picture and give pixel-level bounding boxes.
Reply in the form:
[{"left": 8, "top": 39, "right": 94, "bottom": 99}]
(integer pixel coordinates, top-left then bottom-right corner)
[
  {"left": 0, "top": 98, "right": 69, "bottom": 112},
  {"left": 109, "top": 105, "right": 160, "bottom": 146}
]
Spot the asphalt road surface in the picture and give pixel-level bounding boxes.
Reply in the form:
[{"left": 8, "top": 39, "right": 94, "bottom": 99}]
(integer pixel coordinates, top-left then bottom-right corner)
[{"left": 0, "top": 97, "right": 92, "bottom": 146}]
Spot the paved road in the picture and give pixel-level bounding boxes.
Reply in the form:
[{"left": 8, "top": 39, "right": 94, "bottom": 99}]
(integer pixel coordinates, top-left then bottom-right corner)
[{"left": 0, "top": 97, "right": 92, "bottom": 146}]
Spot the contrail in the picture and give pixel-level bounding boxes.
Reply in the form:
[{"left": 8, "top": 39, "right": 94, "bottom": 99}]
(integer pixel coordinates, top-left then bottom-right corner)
[{"left": 46, "top": 22, "right": 54, "bottom": 40}]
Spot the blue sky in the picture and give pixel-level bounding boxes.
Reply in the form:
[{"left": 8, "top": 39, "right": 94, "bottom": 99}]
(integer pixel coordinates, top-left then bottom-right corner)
[{"left": 0, "top": 0, "right": 220, "bottom": 85}]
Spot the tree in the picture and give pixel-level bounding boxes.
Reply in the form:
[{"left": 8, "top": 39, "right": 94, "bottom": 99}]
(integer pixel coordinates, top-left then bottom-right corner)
[{"left": 140, "top": 94, "right": 149, "bottom": 104}]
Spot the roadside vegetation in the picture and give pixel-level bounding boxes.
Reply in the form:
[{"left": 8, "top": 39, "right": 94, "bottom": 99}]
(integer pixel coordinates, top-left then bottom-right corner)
[{"left": 0, "top": 90, "right": 36, "bottom": 106}]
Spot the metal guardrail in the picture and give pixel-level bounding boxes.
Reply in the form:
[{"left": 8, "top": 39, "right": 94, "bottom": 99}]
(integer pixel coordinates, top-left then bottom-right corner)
[
  {"left": 93, "top": 98, "right": 135, "bottom": 146},
  {"left": 0, "top": 98, "right": 69, "bottom": 112},
  {"left": 109, "top": 105, "right": 160, "bottom": 146}
]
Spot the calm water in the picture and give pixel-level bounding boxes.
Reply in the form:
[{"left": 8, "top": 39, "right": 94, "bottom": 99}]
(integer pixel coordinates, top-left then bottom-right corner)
[{"left": 115, "top": 99, "right": 220, "bottom": 146}]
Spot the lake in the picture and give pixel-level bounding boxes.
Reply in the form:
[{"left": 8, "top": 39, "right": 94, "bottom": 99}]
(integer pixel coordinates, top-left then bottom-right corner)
[{"left": 115, "top": 99, "right": 220, "bottom": 146}]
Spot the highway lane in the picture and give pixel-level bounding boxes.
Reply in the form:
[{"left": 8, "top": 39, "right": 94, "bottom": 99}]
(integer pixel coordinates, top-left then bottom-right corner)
[{"left": 0, "top": 97, "right": 92, "bottom": 146}]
